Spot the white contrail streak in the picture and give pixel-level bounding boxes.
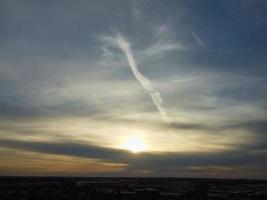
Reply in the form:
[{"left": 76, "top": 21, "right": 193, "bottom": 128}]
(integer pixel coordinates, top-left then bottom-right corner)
[
  {"left": 190, "top": 29, "right": 206, "bottom": 47},
  {"left": 116, "top": 33, "right": 170, "bottom": 123}
]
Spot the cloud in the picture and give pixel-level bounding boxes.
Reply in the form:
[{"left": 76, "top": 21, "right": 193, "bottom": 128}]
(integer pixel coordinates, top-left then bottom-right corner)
[
  {"left": 190, "top": 28, "right": 207, "bottom": 47},
  {"left": 0, "top": 147, "right": 127, "bottom": 176},
  {"left": 1, "top": 0, "right": 267, "bottom": 177},
  {"left": 142, "top": 41, "right": 183, "bottom": 58},
  {"left": 98, "top": 24, "right": 184, "bottom": 68},
  {"left": 115, "top": 33, "right": 170, "bottom": 123},
  {"left": 0, "top": 139, "right": 130, "bottom": 162},
  {"left": 144, "top": 24, "right": 184, "bottom": 58},
  {"left": 230, "top": 120, "right": 267, "bottom": 135},
  {"left": 1, "top": 138, "right": 266, "bottom": 178}
]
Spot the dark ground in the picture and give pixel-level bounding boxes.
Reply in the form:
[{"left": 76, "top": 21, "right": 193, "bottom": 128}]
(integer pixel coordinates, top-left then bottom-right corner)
[{"left": 0, "top": 177, "right": 267, "bottom": 200}]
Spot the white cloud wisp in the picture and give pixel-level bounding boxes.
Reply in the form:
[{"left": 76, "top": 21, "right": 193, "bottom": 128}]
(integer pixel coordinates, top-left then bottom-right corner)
[{"left": 116, "top": 33, "right": 170, "bottom": 123}]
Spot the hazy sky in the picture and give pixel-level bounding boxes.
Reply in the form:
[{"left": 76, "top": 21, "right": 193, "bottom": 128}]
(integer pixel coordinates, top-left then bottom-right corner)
[{"left": 0, "top": 0, "right": 267, "bottom": 178}]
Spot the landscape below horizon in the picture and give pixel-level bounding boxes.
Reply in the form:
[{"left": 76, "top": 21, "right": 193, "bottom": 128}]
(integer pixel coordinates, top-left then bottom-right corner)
[{"left": 1, "top": 177, "right": 267, "bottom": 200}]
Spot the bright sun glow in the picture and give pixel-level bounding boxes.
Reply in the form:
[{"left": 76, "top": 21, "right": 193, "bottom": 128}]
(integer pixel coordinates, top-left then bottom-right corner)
[{"left": 123, "top": 136, "right": 148, "bottom": 153}]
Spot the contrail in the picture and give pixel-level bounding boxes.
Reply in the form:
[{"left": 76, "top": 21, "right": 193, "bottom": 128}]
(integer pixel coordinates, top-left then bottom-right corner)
[
  {"left": 190, "top": 29, "right": 206, "bottom": 47},
  {"left": 116, "top": 33, "right": 170, "bottom": 123}
]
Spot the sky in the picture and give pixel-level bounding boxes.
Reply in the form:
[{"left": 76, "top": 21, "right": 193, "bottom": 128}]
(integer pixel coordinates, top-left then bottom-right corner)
[{"left": 0, "top": 0, "right": 267, "bottom": 178}]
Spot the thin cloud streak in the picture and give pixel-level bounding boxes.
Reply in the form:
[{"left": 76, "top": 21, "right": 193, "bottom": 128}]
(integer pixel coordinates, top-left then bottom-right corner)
[
  {"left": 116, "top": 33, "right": 170, "bottom": 123},
  {"left": 190, "top": 29, "right": 206, "bottom": 47}
]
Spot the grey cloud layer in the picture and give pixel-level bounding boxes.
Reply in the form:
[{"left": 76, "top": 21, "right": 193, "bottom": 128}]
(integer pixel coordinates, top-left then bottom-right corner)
[{"left": 1, "top": 138, "right": 266, "bottom": 177}]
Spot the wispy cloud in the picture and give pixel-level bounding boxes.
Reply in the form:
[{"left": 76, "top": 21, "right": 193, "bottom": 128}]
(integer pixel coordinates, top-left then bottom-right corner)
[
  {"left": 190, "top": 28, "right": 207, "bottom": 47},
  {"left": 115, "top": 33, "right": 170, "bottom": 123},
  {"left": 142, "top": 41, "right": 182, "bottom": 58},
  {"left": 99, "top": 24, "right": 184, "bottom": 67}
]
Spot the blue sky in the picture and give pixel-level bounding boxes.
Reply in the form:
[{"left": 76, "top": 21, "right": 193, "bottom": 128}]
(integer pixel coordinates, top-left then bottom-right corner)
[{"left": 0, "top": 0, "right": 267, "bottom": 178}]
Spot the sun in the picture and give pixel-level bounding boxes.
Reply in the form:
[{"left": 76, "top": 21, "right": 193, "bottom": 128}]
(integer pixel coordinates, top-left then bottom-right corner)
[{"left": 122, "top": 136, "right": 148, "bottom": 153}]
